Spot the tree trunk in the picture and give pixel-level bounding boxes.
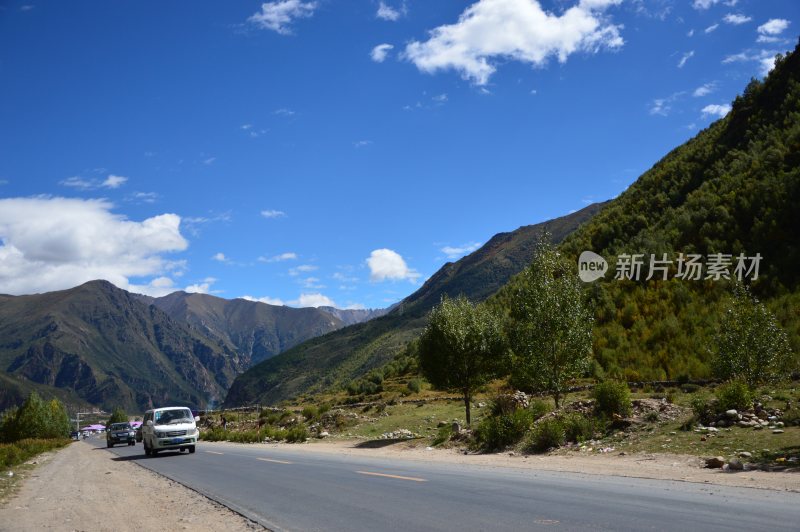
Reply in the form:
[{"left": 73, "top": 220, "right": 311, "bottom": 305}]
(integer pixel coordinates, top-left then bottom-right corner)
[
  {"left": 554, "top": 391, "right": 560, "bottom": 409},
  {"left": 464, "top": 391, "right": 472, "bottom": 426}
]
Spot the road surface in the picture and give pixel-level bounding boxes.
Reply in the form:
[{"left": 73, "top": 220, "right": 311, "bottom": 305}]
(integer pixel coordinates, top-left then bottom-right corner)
[{"left": 89, "top": 438, "right": 800, "bottom": 531}]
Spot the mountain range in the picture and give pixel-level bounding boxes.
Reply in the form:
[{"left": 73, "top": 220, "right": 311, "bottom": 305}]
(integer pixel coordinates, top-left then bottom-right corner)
[{"left": 0, "top": 283, "right": 381, "bottom": 411}]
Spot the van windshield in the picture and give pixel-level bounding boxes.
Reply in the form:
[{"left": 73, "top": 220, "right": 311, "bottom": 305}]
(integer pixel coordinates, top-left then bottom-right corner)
[{"left": 155, "top": 409, "right": 193, "bottom": 425}]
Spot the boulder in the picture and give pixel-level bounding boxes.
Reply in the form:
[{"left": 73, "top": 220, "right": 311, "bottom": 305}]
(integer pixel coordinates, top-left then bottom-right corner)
[
  {"left": 727, "top": 459, "right": 744, "bottom": 471},
  {"left": 725, "top": 409, "right": 738, "bottom": 418},
  {"left": 705, "top": 456, "right": 725, "bottom": 469}
]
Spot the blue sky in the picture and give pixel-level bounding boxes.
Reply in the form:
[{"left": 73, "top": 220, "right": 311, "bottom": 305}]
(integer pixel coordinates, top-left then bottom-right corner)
[{"left": 0, "top": 0, "right": 797, "bottom": 309}]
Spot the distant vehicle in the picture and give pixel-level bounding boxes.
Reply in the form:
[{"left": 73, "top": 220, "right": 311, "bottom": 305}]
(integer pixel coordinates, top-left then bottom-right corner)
[
  {"left": 106, "top": 422, "right": 136, "bottom": 447},
  {"left": 141, "top": 407, "right": 199, "bottom": 456},
  {"left": 70, "top": 430, "right": 80, "bottom": 441},
  {"left": 135, "top": 425, "right": 142, "bottom": 442}
]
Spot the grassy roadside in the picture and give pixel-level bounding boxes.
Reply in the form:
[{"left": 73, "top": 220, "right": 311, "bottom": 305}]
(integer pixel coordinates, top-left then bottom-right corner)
[
  {"left": 0, "top": 439, "right": 71, "bottom": 504},
  {"left": 209, "top": 377, "right": 800, "bottom": 470}
]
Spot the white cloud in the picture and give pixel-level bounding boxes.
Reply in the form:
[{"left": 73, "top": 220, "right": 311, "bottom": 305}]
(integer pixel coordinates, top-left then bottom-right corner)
[
  {"left": 202, "top": 157, "right": 216, "bottom": 166},
  {"left": 212, "top": 252, "right": 228, "bottom": 263},
  {"left": 704, "top": 23, "right": 719, "bottom": 34},
  {"left": 371, "top": 43, "right": 394, "bottom": 63},
  {"left": 259, "top": 252, "right": 297, "bottom": 262},
  {"left": 301, "top": 276, "right": 323, "bottom": 289},
  {"left": 692, "top": 82, "right": 716, "bottom": 97},
  {"left": 432, "top": 93, "right": 448, "bottom": 103},
  {"left": 0, "top": 197, "right": 187, "bottom": 295},
  {"left": 367, "top": 248, "right": 420, "bottom": 282},
  {"left": 723, "top": 49, "right": 781, "bottom": 76},
  {"left": 261, "top": 209, "right": 286, "bottom": 218},
  {"left": 185, "top": 277, "right": 217, "bottom": 294},
  {"left": 701, "top": 103, "right": 732, "bottom": 118},
  {"left": 290, "top": 292, "right": 335, "bottom": 308},
  {"left": 128, "top": 276, "right": 178, "bottom": 297},
  {"left": 441, "top": 242, "right": 482, "bottom": 259},
  {"left": 677, "top": 50, "right": 694, "bottom": 68},
  {"left": 723, "top": 13, "right": 751, "bottom": 25},
  {"left": 241, "top": 295, "right": 285, "bottom": 306},
  {"left": 692, "top": 0, "right": 732, "bottom": 10},
  {"left": 289, "top": 264, "right": 317, "bottom": 276},
  {"left": 273, "top": 108, "right": 295, "bottom": 116},
  {"left": 129, "top": 192, "right": 159, "bottom": 204},
  {"left": 403, "top": 0, "right": 624, "bottom": 86},
  {"left": 353, "top": 140, "right": 373, "bottom": 148},
  {"left": 377, "top": 1, "right": 404, "bottom": 21},
  {"left": 649, "top": 91, "right": 685, "bottom": 116},
  {"left": 61, "top": 174, "right": 128, "bottom": 190},
  {"left": 757, "top": 18, "right": 790, "bottom": 36},
  {"left": 248, "top": 0, "right": 318, "bottom": 35},
  {"left": 687, "top": 29, "right": 695, "bottom": 37},
  {"left": 102, "top": 175, "right": 128, "bottom": 188}
]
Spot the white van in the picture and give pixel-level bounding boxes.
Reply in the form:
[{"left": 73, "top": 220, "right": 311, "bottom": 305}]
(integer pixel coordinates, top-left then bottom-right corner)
[{"left": 142, "top": 406, "right": 199, "bottom": 456}]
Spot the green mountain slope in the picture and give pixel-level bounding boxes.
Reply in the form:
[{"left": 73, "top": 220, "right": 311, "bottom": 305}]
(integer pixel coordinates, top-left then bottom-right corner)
[
  {"left": 224, "top": 202, "right": 606, "bottom": 406},
  {"left": 492, "top": 43, "right": 800, "bottom": 381}
]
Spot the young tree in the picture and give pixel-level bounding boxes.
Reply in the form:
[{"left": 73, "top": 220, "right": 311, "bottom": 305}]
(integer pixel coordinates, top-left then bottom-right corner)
[
  {"left": 508, "top": 238, "right": 593, "bottom": 408},
  {"left": 418, "top": 295, "right": 506, "bottom": 425},
  {"left": 107, "top": 407, "right": 128, "bottom": 425},
  {"left": 713, "top": 284, "right": 793, "bottom": 387}
]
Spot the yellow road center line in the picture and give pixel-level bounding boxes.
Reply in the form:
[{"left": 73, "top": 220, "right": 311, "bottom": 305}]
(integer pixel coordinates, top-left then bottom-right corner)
[
  {"left": 356, "top": 471, "right": 427, "bottom": 482},
  {"left": 257, "top": 457, "right": 293, "bottom": 465},
  {"left": 205, "top": 451, "right": 224, "bottom": 455}
]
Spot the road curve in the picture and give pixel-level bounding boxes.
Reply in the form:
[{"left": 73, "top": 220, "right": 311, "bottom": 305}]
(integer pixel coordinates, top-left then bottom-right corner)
[{"left": 89, "top": 439, "right": 800, "bottom": 532}]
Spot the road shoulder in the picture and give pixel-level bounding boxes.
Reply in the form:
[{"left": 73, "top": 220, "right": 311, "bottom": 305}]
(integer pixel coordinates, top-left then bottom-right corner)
[{"left": 0, "top": 441, "right": 264, "bottom": 531}]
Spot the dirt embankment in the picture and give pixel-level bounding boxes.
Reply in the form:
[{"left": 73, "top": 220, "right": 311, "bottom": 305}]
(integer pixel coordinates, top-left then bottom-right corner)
[{"left": 0, "top": 441, "right": 263, "bottom": 532}]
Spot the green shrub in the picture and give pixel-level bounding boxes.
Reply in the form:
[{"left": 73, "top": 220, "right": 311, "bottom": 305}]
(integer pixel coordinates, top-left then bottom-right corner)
[
  {"left": 407, "top": 379, "right": 422, "bottom": 394},
  {"left": 301, "top": 405, "right": 319, "bottom": 421},
  {"left": 526, "top": 418, "right": 565, "bottom": 453},
  {"left": 715, "top": 380, "right": 754, "bottom": 412},
  {"left": 562, "top": 413, "right": 594, "bottom": 443},
  {"left": 474, "top": 409, "right": 533, "bottom": 452},
  {"left": 432, "top": 425, "right": 452, "bottom": 446},
  {"left": 528, "top": 399, "right": 550, "bottom": 420},
  {"left": 592, "top": 381, "right": 632, "bottom": 418},
  {"left": 644, "top": 411, "right": 660, "bottom": 423},
  {"left": 285, "top": 424, "right": 308, "bottom": 443},
  {"left": 783, "top": 408, "right": 800, "bottom": 427},
  {"left": 690, "top": 395, "right": 716, "bottom": 425}
]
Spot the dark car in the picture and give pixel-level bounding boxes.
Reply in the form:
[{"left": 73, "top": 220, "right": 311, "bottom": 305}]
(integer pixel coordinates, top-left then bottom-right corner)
[
  {"left": 70, "top": 430, "right": 80, "bottom": 441},
  {"left": 106, "top": 422, "right": 136, "bottom": 447}
]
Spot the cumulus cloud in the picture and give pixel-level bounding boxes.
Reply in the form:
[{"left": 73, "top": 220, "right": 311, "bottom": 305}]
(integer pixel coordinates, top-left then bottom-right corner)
[
  {"left": 248, "top": 0, "right": 318, "bottom": 35},
  {"left": 701, "top": 103, "right": 732, "bottom": 118},
  {"left": 757, "top": 19, "right": 790, "bottom": 42},
  {"left": 185, "top": 277, "right": 217, "bottom": 294},
  {"left": 367, "top": 248, "right": 420, "bottom": 282},
  {"left": 723, "top": 49, "right": 781, "bottom": 76},
  {"left": 212, "top": 252, "right": 228, "bottom": 263},
  {"left": 441, "top": 242, "right": 482, "bottom": 259},
  {"left": 371, "top": 43, "right": 394, "bottom": 63},
  {"left": 377, "top": 1, "right": 404, "bottom": 21},
  {"left": 693, "top": 82, "right": 716, "bottom": 97},
  {"left": 291, "top": 292, "right": 335, "bottom": 307},
  {"left": 261, "top": 209, "right": 286, "bottom": 218},
  {"left": 0, "top": 197, "right": 187, "bottom": 295},
  {"left": 102, "top": 175, "right": 128, "bottom": 188},
  {"left": 241, "top": 295, "right": 285, "bottom": 306},
  {"left": 723, "top": 13, "right": 751, "bottom": 25},
  {"left": 403, "top": 0, "right": 624, "bottom": 85}
]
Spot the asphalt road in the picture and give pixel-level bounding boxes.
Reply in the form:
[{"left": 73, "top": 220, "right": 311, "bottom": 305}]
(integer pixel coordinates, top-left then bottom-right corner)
[{"left": 88, "top": 438, "right": 800, "bottom": 531}]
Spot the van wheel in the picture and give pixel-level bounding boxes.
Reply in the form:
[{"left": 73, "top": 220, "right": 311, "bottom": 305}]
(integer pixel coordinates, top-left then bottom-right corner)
[{"left": 188, "top": 446, "right": 196, "bottom": 454}]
